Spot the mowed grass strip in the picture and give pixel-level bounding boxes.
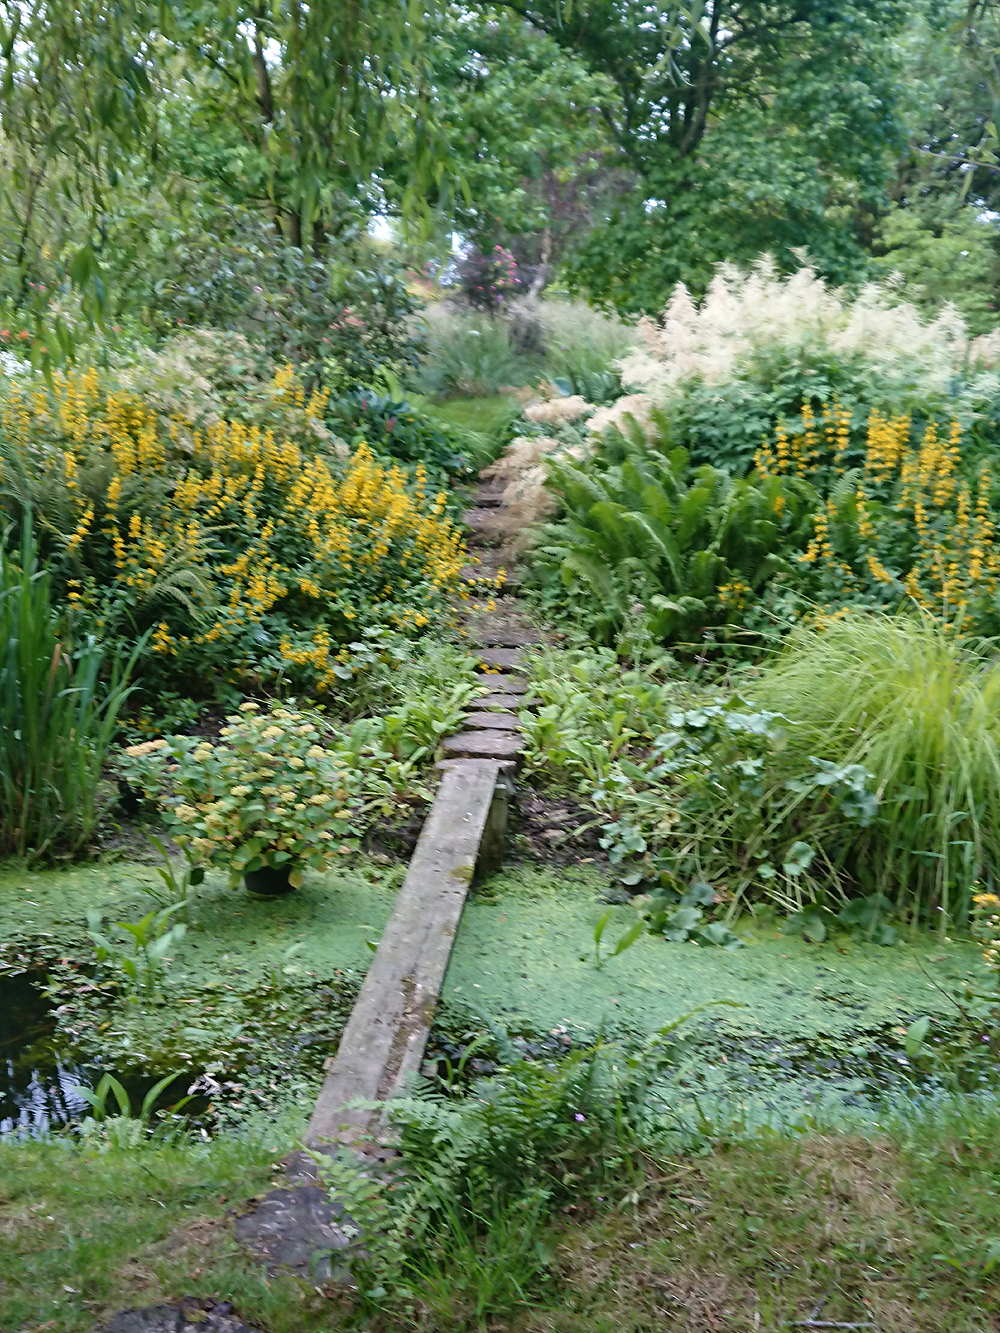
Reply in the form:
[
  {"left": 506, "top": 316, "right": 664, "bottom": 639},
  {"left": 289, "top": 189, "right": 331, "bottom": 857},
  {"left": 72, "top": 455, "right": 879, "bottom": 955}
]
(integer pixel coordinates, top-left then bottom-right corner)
[
  {"left": 3, "top": 1102, "right": 1000, "bottom": 1333},
  {"left": 523, "top": 1116, "right": 1000, "bottom": 1333}
]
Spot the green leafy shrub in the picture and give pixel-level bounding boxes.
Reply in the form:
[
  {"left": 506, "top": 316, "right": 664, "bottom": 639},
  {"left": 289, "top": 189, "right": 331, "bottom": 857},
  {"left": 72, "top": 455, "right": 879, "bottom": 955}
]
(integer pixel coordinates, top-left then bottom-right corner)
[
  {"left": 324, "top": 387, "right": 472, "bottom": 483},
  {"left": 528, "top": 418, "right": 818, "bottom": 646},
  {"left": 749, "top": 612, "right": 1000, "bottom": 928},
  {"left": 413, "top": 298, "right": 636, "bottom": 401},
  {"left": 602, "top": 258, "right": 995, "bottom": 452},
  {"left": 0, "top": 516, "right": 136, "bottom": 860},
  {"left": 520, "top": 650, "right": 880, "bottom": 923},
  {"left": 115, "top": 200, "right": 423, "bottom": 392},
  {"left": 118, "top": 701, "right": 363, "bottom": 887}
]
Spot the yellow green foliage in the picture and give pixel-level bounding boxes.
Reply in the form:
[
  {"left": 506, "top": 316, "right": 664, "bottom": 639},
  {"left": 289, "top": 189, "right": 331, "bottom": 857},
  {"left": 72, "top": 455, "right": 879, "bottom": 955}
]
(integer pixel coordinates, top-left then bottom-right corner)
[
  {"left": 0, "top": 367, "right": 469, "bottom": 694},
  {"left": 756, "top": 404, "right": 1000, "bottom": 631}
]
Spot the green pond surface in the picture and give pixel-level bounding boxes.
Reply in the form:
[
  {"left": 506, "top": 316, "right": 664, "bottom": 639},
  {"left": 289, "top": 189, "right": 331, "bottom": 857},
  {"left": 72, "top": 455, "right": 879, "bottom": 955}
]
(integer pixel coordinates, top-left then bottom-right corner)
[
  {"left": 1, "top": 857, "right": 993, "bottom": 1132},
  {"left": 0, "top": 859, "right": 400, "bottom": 984},
  {"left": 446, "top": 866, "right": 984, "bottom": 1041},
  {"left": 1, "top": 858, "right": 984, "bottom": 1038},
  {"left": 446, "top": 866, "right": 992, "bottom": 1125}
]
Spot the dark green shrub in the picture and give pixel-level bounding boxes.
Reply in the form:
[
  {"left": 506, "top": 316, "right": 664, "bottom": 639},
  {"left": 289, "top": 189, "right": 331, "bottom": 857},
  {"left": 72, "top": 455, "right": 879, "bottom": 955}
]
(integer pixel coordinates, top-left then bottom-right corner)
[{"left": 325, "top": 388, "right": 473, "bottom": 483}]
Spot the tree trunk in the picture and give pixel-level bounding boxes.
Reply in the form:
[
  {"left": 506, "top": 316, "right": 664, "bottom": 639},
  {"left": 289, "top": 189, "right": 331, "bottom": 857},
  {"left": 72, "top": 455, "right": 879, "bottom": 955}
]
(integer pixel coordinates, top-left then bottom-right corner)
[{"left": 527, "top": 223, "right": 552, "bottom": 299}]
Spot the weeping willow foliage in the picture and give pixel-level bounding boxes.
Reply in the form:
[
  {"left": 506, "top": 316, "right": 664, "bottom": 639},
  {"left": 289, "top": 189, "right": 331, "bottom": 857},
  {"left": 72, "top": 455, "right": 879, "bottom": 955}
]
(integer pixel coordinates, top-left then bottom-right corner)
[
  {"left": 751, "top": 612, "right": 1000, "bottom": 926},
  {"left": 0, "top": 517, "right": 136, "bottom": 860}
]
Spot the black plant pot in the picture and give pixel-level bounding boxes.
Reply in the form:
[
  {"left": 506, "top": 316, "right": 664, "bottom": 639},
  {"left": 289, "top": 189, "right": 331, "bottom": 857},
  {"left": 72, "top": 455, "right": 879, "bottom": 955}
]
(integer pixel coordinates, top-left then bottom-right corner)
[{"left": 244, "top": 864, "right": 296, "bottom": 897}]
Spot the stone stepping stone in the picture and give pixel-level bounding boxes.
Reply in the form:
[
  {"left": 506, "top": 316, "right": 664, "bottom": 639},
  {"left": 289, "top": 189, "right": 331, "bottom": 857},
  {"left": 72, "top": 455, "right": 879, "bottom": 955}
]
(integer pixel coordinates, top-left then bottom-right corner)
[
  {"left": 477, "top": 692, "right": 531, "bottom": 710},
  {"left": 99, "top": 1301, "right": 264, "bottom": 1333},
  {"left": 463, "top": 711, "right": 520, "bottom": 731},
  {"left": 233, "top": 1182, "right": 350, "bottom": 1281},
  {"left": 478, "top": 646, "right": 525, "bottom": 670},
  {"left": 475, "top": 486, "right": 507, "bottom": 508},
  {"left": 462, "top": 509, "right": 508, "bottom": 546},
  {"left": 476, "top": 672, "right": 528, "bottom": 693},
  {"left": 441, "top": 730, "right": 525, "bottom": 761},
  {"left": 467, "top": 622, "right": 542, "bottom": 648}
]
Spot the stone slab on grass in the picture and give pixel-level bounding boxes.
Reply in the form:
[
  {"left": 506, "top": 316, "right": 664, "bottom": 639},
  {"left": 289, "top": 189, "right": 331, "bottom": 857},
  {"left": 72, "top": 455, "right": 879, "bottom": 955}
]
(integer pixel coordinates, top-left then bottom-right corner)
[
  {"left": 465, "top": 617, "right": 543, "bottom": 648},
  {"left": 477, "top": 692, "right": 532, "bottom": 711},
  {"left": 99, "top": 1301, "right": 262, "bottom": 1333},
  {"left": 233, "top": 1183, "right": 350, "bottom": 1281},
  {"left": 476, "top": 671, "right": 527, "bottom": 694},
  {"left": 463, "top": 711, "right": 521, "bottom": 731},
  {"left": 305, "top": 759, "right": 504, "bottom": 1148},
  {"left": 441, "top": 730, "right": 525, "bottom": 761}
]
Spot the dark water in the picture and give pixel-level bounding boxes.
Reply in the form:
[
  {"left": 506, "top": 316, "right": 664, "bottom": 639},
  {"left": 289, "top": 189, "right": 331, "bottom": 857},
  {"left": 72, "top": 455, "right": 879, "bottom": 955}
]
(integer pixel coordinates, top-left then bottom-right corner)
[{"left": 0, "top": 971, "right": 94, "bottom": 1137}]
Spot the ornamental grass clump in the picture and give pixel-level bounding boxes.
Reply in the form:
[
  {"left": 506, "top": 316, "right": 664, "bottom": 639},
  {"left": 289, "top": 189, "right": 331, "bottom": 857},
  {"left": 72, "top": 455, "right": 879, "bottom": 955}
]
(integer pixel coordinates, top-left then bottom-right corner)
[
  {"left": 120, "top": 702, "right": 361, "bottom": 887},
  {"left": 750, "top": 612, "right": 1000, "bottom": 927}
]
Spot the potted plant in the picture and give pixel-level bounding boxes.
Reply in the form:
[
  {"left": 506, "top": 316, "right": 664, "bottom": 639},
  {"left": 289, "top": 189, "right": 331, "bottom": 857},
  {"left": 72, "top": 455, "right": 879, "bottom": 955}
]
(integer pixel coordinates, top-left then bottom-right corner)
[{"left": 119, "top": 702, "right": 361, "bottom": 894}]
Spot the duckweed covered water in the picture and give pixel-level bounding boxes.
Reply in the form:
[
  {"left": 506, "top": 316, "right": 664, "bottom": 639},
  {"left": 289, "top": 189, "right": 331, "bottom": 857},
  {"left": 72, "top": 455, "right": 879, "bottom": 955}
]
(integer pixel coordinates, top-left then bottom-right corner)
[
  {"left": 0, "top": 858, "right": 993, "bottom": 1131},
  {"left": 444, "top": 865, "right": 990, "bottom": 1123}
]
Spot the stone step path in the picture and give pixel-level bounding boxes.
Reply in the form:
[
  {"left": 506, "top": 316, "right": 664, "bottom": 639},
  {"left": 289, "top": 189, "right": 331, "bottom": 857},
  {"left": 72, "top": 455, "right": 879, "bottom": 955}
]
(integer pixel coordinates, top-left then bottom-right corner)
[
  {"left": 449, "top": 480, "right": 554, "bottom": 766},
  {"left": 216, "top": 476, "right": 540, "bottom": 1284}
]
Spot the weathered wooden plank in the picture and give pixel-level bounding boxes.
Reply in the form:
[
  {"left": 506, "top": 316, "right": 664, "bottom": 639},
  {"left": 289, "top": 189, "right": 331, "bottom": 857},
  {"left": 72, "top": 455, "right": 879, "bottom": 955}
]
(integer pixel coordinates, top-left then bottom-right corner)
[{"left": 305, "top": 759, "right": 504, "bottom": 1147}]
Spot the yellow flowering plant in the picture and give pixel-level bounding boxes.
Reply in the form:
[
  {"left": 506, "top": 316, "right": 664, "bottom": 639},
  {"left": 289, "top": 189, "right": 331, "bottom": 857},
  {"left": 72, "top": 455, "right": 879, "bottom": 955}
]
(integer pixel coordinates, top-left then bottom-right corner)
[
  {"left": 118, "top": 702, "right": 362, "bottom": 888},
  {"left": 756, "top": 404, "right": 1000, "bottom": 633},
  {"left": 0, "top": 366, "right": 471, "bottom": 698}
]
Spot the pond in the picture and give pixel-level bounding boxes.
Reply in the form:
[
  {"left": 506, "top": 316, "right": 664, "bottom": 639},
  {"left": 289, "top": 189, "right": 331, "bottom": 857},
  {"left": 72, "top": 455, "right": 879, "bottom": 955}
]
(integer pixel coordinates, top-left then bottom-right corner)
[{"left": 0, "top": 971, "right": 93, "bottom": 1137}]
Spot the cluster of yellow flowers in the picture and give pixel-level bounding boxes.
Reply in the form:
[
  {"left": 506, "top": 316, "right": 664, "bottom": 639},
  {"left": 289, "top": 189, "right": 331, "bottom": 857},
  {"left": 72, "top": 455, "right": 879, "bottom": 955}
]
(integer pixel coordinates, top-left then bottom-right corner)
[
  {"left": 758, "top": 404, "right": 1000, "bottom": 627},
  {"left": 717, "top": 576, "right": 751, "bottom": 611},
  {"left": 1, "top": 367, "right": 470, "bottom": 690},
  {"left": 755, "top": 401, "right": 852, "bottom": 480}
]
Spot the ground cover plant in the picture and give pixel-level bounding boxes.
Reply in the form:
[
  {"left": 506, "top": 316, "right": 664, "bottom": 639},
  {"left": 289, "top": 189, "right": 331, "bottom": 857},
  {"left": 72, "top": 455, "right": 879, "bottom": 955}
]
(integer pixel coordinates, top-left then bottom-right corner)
[{"left": 515, "top": 614, "right": 1000, "bottom": 933}]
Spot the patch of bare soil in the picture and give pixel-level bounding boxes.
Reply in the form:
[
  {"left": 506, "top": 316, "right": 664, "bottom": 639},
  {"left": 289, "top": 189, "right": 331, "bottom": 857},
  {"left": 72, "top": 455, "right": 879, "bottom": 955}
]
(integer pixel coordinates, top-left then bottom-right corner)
[{"left": 509, "top": 789, "right": 611, "bottom": 873}]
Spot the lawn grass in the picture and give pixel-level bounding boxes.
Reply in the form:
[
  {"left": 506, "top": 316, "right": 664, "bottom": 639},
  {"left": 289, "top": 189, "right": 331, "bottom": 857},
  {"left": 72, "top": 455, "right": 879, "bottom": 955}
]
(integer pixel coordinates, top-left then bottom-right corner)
[
  {"left": 521, "top": 1100, "right": 1000, "bottom": 1333},
  {"left": 0, "top": 1116, "right": 334, "bottom": 1333},
  {"left": 417, "top": 395, "right": 520, "bottom": 468},
  {"left": 3, "top": 1100, "right": 999, "bottom": 1332}
]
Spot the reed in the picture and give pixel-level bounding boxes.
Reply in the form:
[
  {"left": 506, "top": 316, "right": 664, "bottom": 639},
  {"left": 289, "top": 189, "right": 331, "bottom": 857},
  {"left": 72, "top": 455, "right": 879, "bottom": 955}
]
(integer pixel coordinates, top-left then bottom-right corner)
[{"left": 0, "top": 515, "right": 135, "bottom": 859}]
